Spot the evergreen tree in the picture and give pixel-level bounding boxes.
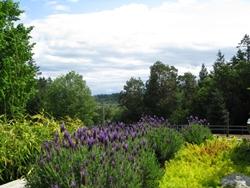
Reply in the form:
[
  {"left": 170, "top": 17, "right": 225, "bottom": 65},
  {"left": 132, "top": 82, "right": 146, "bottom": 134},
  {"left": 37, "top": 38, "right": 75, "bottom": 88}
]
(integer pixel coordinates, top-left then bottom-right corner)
[
  {"left": 207, "top": 88, "right": 227, "bottom": 125},
  {"left": 198, "top": 64, "right": 208, "bottom": 86},
  {"left": 237, "top": 34, "right": 250, "bottom": 62},
  {"left": 213, "top": 50, "right": 225, "bottom": 74}
]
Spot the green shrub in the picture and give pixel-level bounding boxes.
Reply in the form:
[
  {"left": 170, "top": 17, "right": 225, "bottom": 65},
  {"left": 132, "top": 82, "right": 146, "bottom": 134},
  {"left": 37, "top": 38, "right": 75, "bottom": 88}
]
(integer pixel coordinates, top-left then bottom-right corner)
[
  {"left": 138, "top": 148, "right": 163, "bottom": 188},
  {"left": 159, "top": 137, "right": 250, "bottom": 188},
  {"left": 182, "top": 124, "right": 213, "bottom": 145},
  {"left": 147, "top": 127, "right": 184, "bottom": 164},
  {"left": 231, "top": 139, "right": 250, "bottom": 175},
  {"left": 0, "top": 115, "right": 82, "bottom": 184}
]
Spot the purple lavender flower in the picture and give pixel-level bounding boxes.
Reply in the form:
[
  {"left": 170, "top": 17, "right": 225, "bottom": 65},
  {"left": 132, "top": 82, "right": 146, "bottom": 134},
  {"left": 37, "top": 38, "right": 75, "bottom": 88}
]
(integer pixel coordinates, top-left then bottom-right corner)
[
  {"left": 68, "top": 137, "right": 75, "bottom": 148},
  {"left": 43, "top": 141, "right": 50, "bottom": 152},
  {"left": 87, "top": 137, "right": 94, "bottom": 149},
  {"left": 63, "top": 130, "right": 71, "bottom": 140},
  {"left": 53, "top": 131, "right": 60, "bottom": 144},
  {"left": 60, "top": 123, "right": 65, "bottom": 133}
]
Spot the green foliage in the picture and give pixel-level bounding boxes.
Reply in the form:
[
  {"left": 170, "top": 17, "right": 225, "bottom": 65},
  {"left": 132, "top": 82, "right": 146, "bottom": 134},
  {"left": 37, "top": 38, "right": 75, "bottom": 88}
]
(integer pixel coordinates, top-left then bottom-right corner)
[
  {"left": 119, "top": 35, "right": 250, "bottom": 124},
  {"left": 231, "top": 139, "right": 250, "bottom": 175},
  {"left": 144, "top": 61, "right": 178, "bottom": 118},
  {"left": 207, "top": 88, "right": 227, "bottom": 125},
  {"left": 120, "top": 77, "right": 145, "bottom": 122},
  {"left": 137, "top": 148, "right": 163, "bottom": 188},
  {"left": 26, "top": 77, "right": 52, "bottom": 115},
  {"left": 198, "top": 63, "right": 208, "bottom": 86},
  {"left": 182, "top": 124, "right": 213, "bottom": 145},
  {"left": 0, "top": 115, "right": 81, "bottom": 184},
  {"left": 147, "top": 127, "right": 184, "bottom": 164},
  {"left": 94, "top": 103, "right": 124, "bottom": 124},
  {"left": 94, "top": 93, "right": 120, "bottom": 104},
  {"left": 159, "top": 138, "right": 250, "bottom": 188},
  {"left": 0, "top": 0, "right": 38, "bottom": 118},
  {"left": 211, "top": 46, "right": 250, "bottom": 125},
  {"left": 170, "top": 72, "right": 197, "bottom": 124},
  {"left": 45, "top": 71, "right": 96, "bottom": 125}
]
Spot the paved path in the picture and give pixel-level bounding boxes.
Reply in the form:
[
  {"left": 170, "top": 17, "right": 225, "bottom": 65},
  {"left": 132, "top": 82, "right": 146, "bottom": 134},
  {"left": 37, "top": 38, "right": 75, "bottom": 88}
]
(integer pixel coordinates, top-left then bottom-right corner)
[
  {"left": 0, "top": 179, "right": 26, "bottom": 188},
  {"left": 214, "top": 134, "right": 250, "bottom": 140}
]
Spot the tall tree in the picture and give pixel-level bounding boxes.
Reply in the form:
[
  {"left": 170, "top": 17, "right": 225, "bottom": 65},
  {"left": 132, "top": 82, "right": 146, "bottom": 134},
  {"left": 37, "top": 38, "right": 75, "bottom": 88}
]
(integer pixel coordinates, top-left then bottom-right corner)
[
  {"left": 46, "top": 71, "right": 96, "bottom": 125},
  {"left": 178, "top": 72, "right": 197, "bottom": 105},
  {"left": 119, "top": 77, "right": 145, "bottom": 122},
  {"left": 213, "top": 50, "right": 225, "bottom": 74},
  {"left": 26, "top": 77, "right": 52, "bottom": 115},
  {"left": 198, "top": 63, "right": 208, "bottom": 86},
  {"left": 237, "top": 34, "right": 250, "bottom": 62},
  {"left": 0, "top": 0, "right": 38, "bottom": 118},
  {"left": 207, "top": 88, "right": 227, "bottom": 125},
  {"left": 170, "top": 72, "right": 197, "bottom": 124},
  {"left": 145, "top": 61, "right": 178, "bottom": 118}
]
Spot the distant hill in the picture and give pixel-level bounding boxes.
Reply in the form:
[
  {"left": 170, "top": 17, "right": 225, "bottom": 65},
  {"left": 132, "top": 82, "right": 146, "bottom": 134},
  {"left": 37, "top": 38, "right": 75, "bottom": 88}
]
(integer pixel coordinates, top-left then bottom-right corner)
[{"left": 94, "top": 93, "right": 120, "bottom": 104}]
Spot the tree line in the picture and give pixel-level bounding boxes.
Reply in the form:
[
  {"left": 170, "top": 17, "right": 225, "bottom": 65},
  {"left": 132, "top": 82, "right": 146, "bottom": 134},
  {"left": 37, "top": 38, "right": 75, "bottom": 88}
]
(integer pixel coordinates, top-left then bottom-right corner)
[
  {"left": 120, "top": 36, "right": 250, "bottom": 125},
  {"left": 0, "top": 0, "right": 249, "bottom": 125}
]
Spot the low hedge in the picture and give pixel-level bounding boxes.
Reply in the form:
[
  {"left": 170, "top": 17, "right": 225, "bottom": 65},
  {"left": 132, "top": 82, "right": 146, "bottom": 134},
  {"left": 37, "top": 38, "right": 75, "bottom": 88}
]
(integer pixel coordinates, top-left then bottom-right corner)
[{"left": 159, "top": 137, "right": 250, "bottom": 188}]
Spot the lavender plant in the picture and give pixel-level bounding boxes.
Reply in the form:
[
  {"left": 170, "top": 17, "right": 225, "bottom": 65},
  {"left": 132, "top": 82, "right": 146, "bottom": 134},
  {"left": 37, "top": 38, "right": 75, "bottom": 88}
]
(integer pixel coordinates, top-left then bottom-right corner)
[
  {"left": 26, "top": 117, "right": 167, "bottom": 188},
  {"left": 187, "top": 115, "right": 209, "bottom": 125}
]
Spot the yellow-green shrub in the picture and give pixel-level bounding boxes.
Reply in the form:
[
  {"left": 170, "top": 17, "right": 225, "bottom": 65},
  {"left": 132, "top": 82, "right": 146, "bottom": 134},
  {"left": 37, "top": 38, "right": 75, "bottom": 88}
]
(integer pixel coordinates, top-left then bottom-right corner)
[
  {"left": 0, "top": 114, "right": 83, "bottom": 184},
  {"left": 159, "top": 137, "right": 249, "bottom": 188}
]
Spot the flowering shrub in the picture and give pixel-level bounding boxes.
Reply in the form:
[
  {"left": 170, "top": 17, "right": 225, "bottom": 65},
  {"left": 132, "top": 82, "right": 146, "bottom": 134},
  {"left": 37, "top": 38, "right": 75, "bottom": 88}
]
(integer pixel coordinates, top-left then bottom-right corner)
[
  {"left": 26, "top": 117, "right": 169, "bottom": 188},
  {"left": 187, "top": 115, "right": 209, "bottom": 125}
]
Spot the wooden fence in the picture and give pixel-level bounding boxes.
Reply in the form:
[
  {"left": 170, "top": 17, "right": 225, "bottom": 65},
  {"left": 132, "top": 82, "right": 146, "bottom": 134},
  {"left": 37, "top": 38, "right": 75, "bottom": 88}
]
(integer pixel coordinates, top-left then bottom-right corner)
[{"left": 169, "top": 124, "right": 250, "bottom": 135}]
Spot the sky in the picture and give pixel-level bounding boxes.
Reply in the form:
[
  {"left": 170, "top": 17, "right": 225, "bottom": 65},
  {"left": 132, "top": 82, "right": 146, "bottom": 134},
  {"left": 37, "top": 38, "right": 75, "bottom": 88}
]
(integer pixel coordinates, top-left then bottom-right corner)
[{"left": 18, "top": 0, "right": 250, "bottom": 94}]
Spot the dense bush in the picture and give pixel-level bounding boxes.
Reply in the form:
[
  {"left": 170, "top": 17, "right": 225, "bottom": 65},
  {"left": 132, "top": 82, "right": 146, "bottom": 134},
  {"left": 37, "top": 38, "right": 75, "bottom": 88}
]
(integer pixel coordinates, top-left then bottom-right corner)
[
  {"left": 182, "top": 124, "right": 213, "bottom": 145},
  {"left": 147, "top": 127, "right": 184, "bottom": 164},
  {"left": 26, "top": 117, "right": 167, "bottom": 188},
  {"left": 159, "top": 138, "right": 250, "bottom": 188},
  {"left": 231, "top": 139, "right": 250, "bottom": 174},
  {"left": 0, "top": 115, "right": 82, "bottom": 184}
]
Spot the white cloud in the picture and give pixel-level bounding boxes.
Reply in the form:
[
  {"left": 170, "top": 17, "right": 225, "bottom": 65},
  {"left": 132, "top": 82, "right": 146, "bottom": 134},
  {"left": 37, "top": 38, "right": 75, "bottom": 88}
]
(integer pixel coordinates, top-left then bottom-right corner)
[
  {"left": 54, "top": 4, "right": 70, "bottom": 12},
  {"left": 28, "top": 0, "right": 250, "bottom": 94},
  {"left": 67, "top": 0, "right": 79, "bottom": 2},
  {"left": 47, "top": 0, "right": 70, "bottom": 12}
]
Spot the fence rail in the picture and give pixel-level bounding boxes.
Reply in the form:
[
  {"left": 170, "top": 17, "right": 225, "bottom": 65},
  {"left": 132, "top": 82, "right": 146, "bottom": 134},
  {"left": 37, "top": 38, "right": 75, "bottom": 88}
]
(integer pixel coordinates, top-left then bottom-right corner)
[{"left": 170, "top": 124, "right": 250, "bottom": 135}]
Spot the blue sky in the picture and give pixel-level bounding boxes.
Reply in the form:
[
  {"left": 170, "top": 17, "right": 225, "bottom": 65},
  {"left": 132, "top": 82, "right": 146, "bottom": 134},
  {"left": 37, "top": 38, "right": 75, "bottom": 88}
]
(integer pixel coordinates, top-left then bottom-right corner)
[
  {"left": 17, "top": 0, "right": 250, "bottom": 94},
  {"left": 20, "top": 0, "right": 168, "bottom": 19}
]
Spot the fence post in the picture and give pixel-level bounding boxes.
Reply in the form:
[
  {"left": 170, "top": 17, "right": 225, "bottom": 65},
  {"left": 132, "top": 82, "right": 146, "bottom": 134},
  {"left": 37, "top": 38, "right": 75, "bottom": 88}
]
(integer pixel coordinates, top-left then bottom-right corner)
[{"left": 226, "top": 111, "right": 230, "bottom": 137}]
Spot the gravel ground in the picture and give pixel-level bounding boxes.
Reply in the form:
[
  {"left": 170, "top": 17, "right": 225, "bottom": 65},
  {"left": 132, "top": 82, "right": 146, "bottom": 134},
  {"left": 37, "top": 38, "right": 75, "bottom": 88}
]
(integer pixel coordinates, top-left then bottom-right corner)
[{"left": 214, "top": 134, "right": 250, "bottom": 140}]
